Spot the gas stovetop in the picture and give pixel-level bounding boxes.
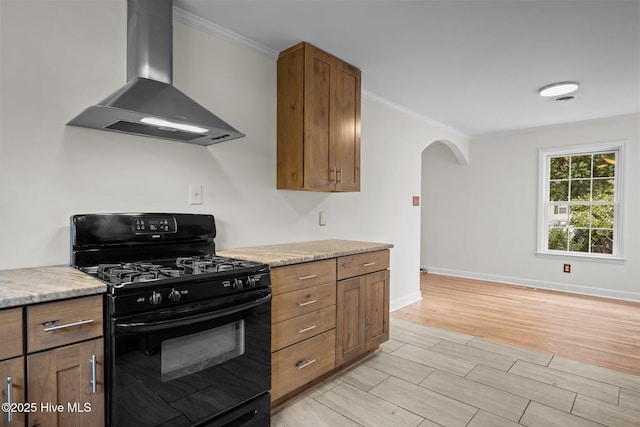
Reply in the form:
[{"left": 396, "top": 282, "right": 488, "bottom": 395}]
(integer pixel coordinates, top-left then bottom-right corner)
[
  {"left": 83, "top": 255, "right": 265, "bottom": 287},
  {"left": 71, "top": 213, "right": 271, "bottom": 315}
]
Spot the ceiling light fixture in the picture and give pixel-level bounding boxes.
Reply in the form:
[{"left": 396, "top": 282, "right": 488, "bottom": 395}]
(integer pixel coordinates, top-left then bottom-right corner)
[{"left": 539, "top": 81, "right": 580, "bottom": 97}]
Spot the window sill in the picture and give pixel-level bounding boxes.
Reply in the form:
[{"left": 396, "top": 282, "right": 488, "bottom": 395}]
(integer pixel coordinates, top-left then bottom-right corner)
[{"left": 536, "top": 251, "right": 625, "bottom": 265}]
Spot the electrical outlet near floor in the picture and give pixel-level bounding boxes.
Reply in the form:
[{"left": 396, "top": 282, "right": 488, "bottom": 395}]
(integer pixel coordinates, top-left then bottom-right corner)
[{"left": 563, "top": 263, "right": 571, "bottom": 273}]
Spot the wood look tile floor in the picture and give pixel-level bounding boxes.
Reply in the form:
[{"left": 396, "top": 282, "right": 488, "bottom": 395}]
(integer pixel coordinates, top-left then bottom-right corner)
[
  {"left": 273, "top": 274, "right": 640, "bottom": 426},
  {"left": 273, "top": 319, "right": 640, "bottom": 426}
]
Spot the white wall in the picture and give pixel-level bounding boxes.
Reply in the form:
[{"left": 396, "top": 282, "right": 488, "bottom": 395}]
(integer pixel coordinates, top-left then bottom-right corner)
[
  {"left": 421, "top": 116, "right": 640, "bottom": 301},
  {"left": 0, "top": 0, "right": 468, "bottom": 310}
]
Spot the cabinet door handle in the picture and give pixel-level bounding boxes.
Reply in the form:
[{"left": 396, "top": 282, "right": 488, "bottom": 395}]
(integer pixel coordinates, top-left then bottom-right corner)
[
  {"left": 299, "top": 274, "right": 317, "bottom": 280},
  {"left": 43, "top": 319, "right": 94, "bottom": 332},
  {"left": 362, "top": 262, "right": 376, "bottom": 267},
  {"left": 6, "top": 377, "right": 12, "bottom": 422},
  {"left": 298, "top": 300, "right": 317, "bottom": 307},
  {"left": 90, "top": 354, "right": 97, "bottom": 394},
  {"left": 295, "top": 359, "right": 316, "bottom": 370},
  {"left": 337, "top": 168, "right": 343, "bottom": 184},
  {"left": 329, "top": 167, "right": 337, "bottom": 183},
  {"left": 298, "top": 325, "right": 317, "bottom": 334}
]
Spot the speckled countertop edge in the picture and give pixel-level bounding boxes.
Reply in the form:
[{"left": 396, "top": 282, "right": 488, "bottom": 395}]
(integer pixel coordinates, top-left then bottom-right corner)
[
  {"left": 217, "top": 239, "right": 393, "bottom": 267},
  {"left": 1, "top": 240, "right": 392, "bottom": 308},
  {"left": 0, "top": 265, "right": 107, "bottom": 309}
]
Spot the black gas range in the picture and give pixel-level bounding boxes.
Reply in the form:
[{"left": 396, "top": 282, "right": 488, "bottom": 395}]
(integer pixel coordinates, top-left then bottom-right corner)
[{"left": 71, "top": 213, "right": 272, "bottom": 427}]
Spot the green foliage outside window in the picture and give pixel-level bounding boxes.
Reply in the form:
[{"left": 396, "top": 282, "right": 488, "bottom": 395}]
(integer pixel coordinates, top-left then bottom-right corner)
[{"left": 547, "top": 152, "right": 615, "bottom": 255}]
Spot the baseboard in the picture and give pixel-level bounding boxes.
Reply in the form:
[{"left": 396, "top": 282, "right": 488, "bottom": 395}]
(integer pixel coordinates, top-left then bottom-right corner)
[
  {"left": 422, "top": 266, "right": 640, "bottom": 303},
  {"left": 390, "top": 291, "right": 422, "bottom": 312}
]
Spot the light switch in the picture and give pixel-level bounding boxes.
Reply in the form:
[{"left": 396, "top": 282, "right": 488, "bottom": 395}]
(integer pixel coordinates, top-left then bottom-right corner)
[
  {"left": 189, "top": 184, "right": 203, "bottom": 205},
  {"left": 319, "top": 211, "right": 326, "bottom": 226}
]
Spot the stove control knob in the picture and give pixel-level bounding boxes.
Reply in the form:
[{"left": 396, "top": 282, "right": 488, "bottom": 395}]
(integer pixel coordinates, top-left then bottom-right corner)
[
  {"left": 150, "top": 291, "right": 163, "bottom": 305},
  {"left": 168, "top": 288, "right": 181, "bottom": 302},
  {"left": 233, "top": 278, "right": 243, "bottom": 290}
]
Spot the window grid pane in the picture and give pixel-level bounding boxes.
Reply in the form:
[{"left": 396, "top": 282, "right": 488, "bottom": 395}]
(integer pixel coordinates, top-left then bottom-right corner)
[{"left": 542, "top": 146, "right": 620, "bottom": 257}]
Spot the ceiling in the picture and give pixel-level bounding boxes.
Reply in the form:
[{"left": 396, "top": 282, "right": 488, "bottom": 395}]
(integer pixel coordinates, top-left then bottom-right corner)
[{"left": 174, "top": 0, "right": 640, "bottom": 137}]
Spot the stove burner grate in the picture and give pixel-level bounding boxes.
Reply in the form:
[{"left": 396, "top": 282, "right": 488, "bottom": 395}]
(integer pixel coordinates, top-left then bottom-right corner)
[{"left": 94, "top": 255, "right": 258, "bottom": 286}]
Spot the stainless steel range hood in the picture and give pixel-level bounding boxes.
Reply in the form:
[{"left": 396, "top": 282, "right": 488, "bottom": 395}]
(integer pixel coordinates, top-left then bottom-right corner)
[{"left": 67, "top": 0, "right": 244, "bottom": 145}]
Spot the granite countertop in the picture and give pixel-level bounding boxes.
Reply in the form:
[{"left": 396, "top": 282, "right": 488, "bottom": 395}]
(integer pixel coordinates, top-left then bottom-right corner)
[
  {"left": 0, "top": 266, "right": 107, "bottom": 309},
  {"left": 217, "top": 239, "right": 393, "bottom": 267}
]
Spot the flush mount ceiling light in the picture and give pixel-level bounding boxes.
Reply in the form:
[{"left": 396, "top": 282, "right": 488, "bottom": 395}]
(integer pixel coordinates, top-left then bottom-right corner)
[{"left": 539, "top": 81, "right": 580, "bottom": 97}]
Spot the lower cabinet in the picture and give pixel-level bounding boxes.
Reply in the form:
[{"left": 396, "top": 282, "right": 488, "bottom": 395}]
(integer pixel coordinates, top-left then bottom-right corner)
[
  {"left": 0, "top": 295, "right": 104, "bottom": 427},
  {"left": 27, "top": 338, "right": 104, "bottom": 427},
  {"left": 1, "top": 307, "right": 24, "bottom": 427},
  {"left": 270, "top": 259, "right": 337, "bottom": 402},
  {"left": 0, "top": 357, "right": 25, "bottom": 427},
  {"left": 270, "top": 249, "right": 390, "bottom": 404},
  {"left": 336, "top": 269, "right": 390, "bottom": 366},
  {"left": 272, "top": 330, "right": 336, "bottom": 401}
]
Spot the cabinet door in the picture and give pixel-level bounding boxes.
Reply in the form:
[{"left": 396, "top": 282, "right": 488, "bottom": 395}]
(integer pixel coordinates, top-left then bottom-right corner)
[
  {"left": 364, "top": 270, "right": 390, "bottom": 351},
  {"left": 337, "top": 270, "right": 390, "bottom": 366},
  {"left": 0, "top": 357, "right": 25, "bottom": 427},
  {"left": 334, "top": 60, "right": 361, "bottom": 192},
  {"left": 336, "top": 276, "right": 366, "bottom": 366},
  {"left": 304, "top": 44, "right": 336, "bottom": 191},
  {"left": 27, "top": 338, "right": 104, "bottom": 427}
]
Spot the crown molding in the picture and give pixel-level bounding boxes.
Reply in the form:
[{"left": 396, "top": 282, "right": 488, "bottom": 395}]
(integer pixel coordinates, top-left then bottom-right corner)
[
  {"left": 362, "top": 90, "right": 468, "bottom": 139},
  {"left": 173, "top": 6, "right": 469, "bottom": 140},
  {"left": 173, "top": 6, "right": 278, "bottom": 59}
]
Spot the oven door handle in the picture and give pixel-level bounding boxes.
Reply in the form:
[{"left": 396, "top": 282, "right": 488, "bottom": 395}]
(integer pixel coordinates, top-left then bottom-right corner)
[{"left": 115, "top": 293, "right": 271, "bottom": 333}]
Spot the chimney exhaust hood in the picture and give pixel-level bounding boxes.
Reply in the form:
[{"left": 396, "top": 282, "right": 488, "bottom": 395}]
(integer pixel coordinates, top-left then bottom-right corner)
[{"left": 67, "top": 0, "right": 244, "bottom": 145}]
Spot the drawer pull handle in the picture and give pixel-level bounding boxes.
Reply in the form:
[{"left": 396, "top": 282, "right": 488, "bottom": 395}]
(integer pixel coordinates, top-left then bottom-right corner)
[
  {"left": 363, "top": 262, "right": 376, "bottom": 267},
  {"left": 299, "top": 274, "right": 318, "bottom": 280},
  {"left": 296, "top": 359, "right": 317, "bottom": 370},
  {"left": 90, "top": 354, "right": 97, "bottom": 394},
  {"left": 43, "top": 319, "right": 94, "bottom": 332},
  {"left": 6, "top": 377, "right": 12, "bottom": 422},
  {"left": 298, "top": 325, "right": 317, "bottom": 334},
  {"left": 298, "top": 300, "right": 317, "bottom": 307}
]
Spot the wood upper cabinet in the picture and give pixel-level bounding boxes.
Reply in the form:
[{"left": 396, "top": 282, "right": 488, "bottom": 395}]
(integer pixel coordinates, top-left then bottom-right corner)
[{"left": 277, "top": 42, "right": 361, "bottom": 192}]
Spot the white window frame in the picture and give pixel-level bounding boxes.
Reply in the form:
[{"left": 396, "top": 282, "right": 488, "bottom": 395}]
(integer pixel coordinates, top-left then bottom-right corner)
[{"left": 537, "top": 141, "right": 626, "bottom": 262}]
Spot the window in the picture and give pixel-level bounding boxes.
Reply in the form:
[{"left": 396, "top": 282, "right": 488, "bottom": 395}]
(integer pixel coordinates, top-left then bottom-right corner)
[{"left": 538, "top": 142, "right": 625, "bottom": 260}]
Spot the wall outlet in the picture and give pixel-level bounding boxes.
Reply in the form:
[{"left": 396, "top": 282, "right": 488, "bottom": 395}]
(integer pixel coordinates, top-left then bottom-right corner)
[
  {"left": 563, "top": 263, "right": 571, "bottom": 273},
  {"left": 189, "top": 184, "right": 203, "bottom": 205}
]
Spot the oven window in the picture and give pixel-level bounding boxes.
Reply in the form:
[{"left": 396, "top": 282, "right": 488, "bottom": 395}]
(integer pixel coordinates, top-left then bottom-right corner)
[{"left": 161, "top": 320, "right": 245, "bottom": 382}]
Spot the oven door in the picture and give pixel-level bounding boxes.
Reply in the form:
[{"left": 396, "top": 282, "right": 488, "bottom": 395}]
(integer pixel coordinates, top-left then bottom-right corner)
[{"left": 108, "top": 289, "right": 271, "bottom": 427}]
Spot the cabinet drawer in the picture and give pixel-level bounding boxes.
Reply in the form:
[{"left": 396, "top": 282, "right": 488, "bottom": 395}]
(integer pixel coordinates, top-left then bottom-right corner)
[
  {"left": 272, "top": 282, "right": 336, "bottom": 323},
  {"left": 0, "top": 307, "right": 23, "bottom": 360},
  {"left": 272, "top": 329, "right": 336, "bottom": 401},
  {"left": 337, "top": 250, "right": 389, "bottom": 280},
  {"left": 27, "top": 295, "right": 103, "bottom": 353},
  {"left": 271, "top": 259, "right": 336, "bottom": 295},
  {"left": 272, "top": 305, "right": 336, "bottom": 351}
]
